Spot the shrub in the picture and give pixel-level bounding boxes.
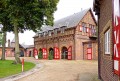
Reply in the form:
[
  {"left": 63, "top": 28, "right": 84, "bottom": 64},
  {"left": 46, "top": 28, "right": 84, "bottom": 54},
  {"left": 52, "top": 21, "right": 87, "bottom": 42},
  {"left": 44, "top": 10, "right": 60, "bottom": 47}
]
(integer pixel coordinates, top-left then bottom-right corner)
[
  {"left": 48, "top": 50, "right": 54, "bottom": 60},
  {"left": 38, "top": 51, "right": 43, "bottom": 59}
]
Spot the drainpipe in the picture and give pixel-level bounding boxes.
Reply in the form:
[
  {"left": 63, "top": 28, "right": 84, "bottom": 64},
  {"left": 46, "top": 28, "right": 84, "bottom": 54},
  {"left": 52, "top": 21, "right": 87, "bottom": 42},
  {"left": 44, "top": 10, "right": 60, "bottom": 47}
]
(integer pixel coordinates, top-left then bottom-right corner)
[
  {"left": 94, "top": 1, "right": 101, "bottom": 79},
  {"left": 98, "top": 12, "right": 101, "bottom": 79}
]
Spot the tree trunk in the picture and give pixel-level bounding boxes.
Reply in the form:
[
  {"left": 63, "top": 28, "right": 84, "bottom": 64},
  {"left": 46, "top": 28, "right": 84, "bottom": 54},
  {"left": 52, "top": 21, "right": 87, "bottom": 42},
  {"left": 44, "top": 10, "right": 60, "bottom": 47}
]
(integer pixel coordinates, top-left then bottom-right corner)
[
  {"left": 1, "top": 32, "right": 6, "bottom": 60},
  {"left": 14, "top": 23, "right": 21, "bottom": 64}
]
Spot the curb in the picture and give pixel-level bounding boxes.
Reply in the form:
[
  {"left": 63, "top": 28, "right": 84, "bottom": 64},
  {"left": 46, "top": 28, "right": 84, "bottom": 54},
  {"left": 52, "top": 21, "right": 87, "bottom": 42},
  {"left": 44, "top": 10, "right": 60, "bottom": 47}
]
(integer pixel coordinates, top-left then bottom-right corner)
[{"left": 0, "top": 63, "right": 43, "bottom": 81}]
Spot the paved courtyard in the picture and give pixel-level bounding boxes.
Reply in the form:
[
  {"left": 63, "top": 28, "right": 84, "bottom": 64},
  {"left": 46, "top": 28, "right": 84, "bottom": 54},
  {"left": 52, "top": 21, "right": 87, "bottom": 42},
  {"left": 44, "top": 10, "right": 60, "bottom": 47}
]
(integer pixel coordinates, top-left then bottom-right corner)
[{"left": 5, "top": 57, "right": 99, "bottom": 81}]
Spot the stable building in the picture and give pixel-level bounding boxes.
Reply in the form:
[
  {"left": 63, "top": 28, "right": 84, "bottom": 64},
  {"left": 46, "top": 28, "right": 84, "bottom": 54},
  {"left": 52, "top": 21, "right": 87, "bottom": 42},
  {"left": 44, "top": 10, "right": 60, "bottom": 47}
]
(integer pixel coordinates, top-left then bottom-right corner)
[
  {"left": 0, "top": 39, "right": 34, "bottom": 57},
  {"left": 94, "top": 0, "right": 120, "bottom": 81},
  {"left": 34, "top": 8, "right": 98, "bottom": 60}
]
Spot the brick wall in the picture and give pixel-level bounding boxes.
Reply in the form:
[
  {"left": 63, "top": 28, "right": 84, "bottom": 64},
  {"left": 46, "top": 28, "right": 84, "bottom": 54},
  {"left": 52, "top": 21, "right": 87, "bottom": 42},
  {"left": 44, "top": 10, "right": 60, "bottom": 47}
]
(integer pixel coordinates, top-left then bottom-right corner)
[
  {"left": 98, "top": 0, "right": 119, "bottom": 80},
  {"left": 75, "top": 10, "right": 97, "bottom": 60},
  {"left": 34, "top": 28, "right": 75, "bottom": 60},
  {"left": 34, "top": 9, "right": 97, "bottom": 60},
  {"left": 83, "top": 42, "right": 98, "bottom": 60},
  {"left": 0, "top": 47, "right": 14, "bottom": 57}
]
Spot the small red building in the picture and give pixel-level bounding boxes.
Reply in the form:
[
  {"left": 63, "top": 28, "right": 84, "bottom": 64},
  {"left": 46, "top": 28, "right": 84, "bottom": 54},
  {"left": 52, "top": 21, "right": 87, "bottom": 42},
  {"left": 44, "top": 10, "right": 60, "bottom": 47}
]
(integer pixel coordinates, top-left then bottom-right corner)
[{"left": 0, "top": 39, "right": 34, "bottom": 57}]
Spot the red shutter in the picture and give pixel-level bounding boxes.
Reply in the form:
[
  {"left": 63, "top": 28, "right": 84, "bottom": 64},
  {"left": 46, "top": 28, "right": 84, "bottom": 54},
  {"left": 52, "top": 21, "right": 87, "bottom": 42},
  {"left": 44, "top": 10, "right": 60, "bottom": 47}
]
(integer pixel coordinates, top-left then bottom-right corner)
[
  {"left": 33, "top": 48, "right": 38, "bottom": 57},
  {"left": 54, "top": 47, "right": 60, "bottom": 59},
  {"left": 79, "top": 25, "right": 82, "bottom": 32},
  {"left": 87, "top": 28, "right": 89, "bottom": 33},
  {"left": 87, "top": 48, "right": 92, "bottom": 60},
  {"left": 42, "top": 48, "right": 47, "bottom": 59},
  {"left": 113, "top": 0, "right": 120, "bottom": 76},
  {"left": 68, "top": 46, "right": 72, "bottom": 60},
  {"left": 89, "top": 28, "right": 92, "bottom": 36}
]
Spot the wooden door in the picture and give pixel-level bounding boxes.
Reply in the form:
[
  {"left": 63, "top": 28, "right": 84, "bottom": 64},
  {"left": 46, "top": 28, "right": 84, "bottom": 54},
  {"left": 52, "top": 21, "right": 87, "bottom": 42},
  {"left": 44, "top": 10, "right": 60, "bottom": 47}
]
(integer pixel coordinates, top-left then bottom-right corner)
[
  {"left": 87, "top": 48, "right": 92, "bottom": 60},
  {"left": 42, "top": 48, "right": 47, "bottom": 59},
  {"left": 68, "top": 46, "right": 72, "bottom": 60},
  {"left": 54, "top": 47, "right": 60, "bottom": 59}
]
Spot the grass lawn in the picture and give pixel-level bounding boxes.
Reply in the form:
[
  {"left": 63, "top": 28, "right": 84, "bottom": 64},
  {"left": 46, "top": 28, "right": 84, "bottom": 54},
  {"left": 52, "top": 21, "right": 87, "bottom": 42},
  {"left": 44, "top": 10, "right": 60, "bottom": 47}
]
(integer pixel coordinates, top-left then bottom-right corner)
[{"left": 0, "top": 60, "right": 35, "bottom": 78}]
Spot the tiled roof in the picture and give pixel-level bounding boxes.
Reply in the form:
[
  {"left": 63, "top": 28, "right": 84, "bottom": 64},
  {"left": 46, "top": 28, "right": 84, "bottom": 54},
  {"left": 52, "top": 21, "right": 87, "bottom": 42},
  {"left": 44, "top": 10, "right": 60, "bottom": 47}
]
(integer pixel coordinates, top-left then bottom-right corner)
[
  {"left": 34, "top": 8, "right": 91, "bottom": 37},
  {"left": 54, "top": 8, "right": 90, "bottom": 28}
]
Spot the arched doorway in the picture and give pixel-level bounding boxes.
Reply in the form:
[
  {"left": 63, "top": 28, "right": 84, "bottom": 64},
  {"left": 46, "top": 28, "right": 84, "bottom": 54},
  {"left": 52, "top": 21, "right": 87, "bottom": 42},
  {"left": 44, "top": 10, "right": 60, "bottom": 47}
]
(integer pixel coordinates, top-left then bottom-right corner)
[
  {"left": 61, "top": 47, "right": 68, "bottom": 59},
  {"left": 39, "top": 48, "right": 42, "bottom": 53},
  {"left": 49, "top": 48, "right": 54, "bottom": 58},
  {"left": 20, "top": 50, "right": 24, "bottom": 57}
]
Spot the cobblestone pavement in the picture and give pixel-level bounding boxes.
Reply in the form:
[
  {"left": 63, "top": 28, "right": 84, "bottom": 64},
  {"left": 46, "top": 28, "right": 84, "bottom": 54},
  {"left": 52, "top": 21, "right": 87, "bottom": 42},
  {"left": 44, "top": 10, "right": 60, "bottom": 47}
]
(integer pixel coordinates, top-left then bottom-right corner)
[{"left": 1, "top": 57, "right": 100, "bottom": 81}]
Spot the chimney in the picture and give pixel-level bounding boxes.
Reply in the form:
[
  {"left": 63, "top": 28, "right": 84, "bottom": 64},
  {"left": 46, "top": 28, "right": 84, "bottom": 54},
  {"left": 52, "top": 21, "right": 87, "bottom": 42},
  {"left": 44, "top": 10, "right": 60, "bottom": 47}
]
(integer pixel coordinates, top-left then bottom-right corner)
[{"left": 8, "top": 39, "right": 10, "bottom": 47}]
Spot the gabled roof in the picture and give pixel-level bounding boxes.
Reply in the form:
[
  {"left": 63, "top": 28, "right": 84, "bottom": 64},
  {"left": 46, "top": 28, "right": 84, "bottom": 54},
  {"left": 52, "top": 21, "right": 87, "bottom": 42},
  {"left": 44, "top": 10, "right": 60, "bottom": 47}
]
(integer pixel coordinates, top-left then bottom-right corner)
[
  {"left": 54, "top": 8, "right": 90, "bottom": 28},
  {"left": 34, "top": 8, "right": 93, "bottom": 37}
]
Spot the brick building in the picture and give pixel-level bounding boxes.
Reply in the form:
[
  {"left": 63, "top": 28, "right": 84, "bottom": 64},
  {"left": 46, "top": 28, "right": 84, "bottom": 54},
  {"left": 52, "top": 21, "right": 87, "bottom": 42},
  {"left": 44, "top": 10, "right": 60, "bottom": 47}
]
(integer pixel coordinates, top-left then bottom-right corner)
[
  {"left": 0, "top": 39, "right": 34, "bottom": 57},
  {"left": 94, "top": 0, "right": 120, "bottom": 81},
  {"left": 34, "top": 8, "right": 98, "bottom": 60}
]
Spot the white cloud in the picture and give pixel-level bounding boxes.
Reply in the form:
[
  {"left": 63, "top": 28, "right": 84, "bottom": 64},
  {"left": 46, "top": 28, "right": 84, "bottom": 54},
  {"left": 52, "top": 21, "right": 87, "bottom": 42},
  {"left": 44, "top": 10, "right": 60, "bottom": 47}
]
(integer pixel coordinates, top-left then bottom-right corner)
[{"left": 54, "top": 0, "right": 94, "bottom": 21}]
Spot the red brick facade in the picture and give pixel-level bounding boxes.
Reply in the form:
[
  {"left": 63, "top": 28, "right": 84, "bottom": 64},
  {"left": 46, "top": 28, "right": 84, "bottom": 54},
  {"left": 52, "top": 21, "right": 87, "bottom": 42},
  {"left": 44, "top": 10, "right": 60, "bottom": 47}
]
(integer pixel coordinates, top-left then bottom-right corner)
[
  {"left": 34, "top": 9, "right": 98, "bottom": 60},
  {"left": 94, "top": 0, "right": 120, "bottom": 81},
  {"left": 0, "top": 42, "right": 34, "bottom": 57}
]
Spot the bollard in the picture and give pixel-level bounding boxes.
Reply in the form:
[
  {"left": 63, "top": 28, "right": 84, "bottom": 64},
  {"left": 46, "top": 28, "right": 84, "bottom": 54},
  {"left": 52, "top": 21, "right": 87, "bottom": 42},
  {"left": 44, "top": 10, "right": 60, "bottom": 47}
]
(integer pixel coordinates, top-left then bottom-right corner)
[{"left": 22, "top": 58, "right": 24, "bottom": 72}]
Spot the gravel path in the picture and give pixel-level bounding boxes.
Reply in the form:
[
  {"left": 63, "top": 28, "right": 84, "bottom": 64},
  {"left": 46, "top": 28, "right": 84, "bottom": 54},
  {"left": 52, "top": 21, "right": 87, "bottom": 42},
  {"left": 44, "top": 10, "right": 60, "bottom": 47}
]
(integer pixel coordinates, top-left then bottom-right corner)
[{"left": 14, "top": 58, "right": 99, "bottom": 81}]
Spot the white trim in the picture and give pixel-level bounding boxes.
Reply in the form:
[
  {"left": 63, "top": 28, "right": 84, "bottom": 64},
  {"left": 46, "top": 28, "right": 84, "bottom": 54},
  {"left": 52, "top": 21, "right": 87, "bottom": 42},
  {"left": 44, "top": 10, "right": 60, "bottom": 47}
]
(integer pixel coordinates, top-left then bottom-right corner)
[
  {"left": 105, "top": 29, "right": 110, "bottom": 54},
  {"left": 114, "top": 60, "right": 119, "bottom": 71}
]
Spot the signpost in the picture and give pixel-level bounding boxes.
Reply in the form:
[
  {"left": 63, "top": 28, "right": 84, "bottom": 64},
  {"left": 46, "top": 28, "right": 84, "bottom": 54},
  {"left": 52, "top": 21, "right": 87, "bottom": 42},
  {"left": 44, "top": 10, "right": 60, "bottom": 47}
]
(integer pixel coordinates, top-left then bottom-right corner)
[{"left": 22, "top": 58, "right": 24, "bottom": 72}]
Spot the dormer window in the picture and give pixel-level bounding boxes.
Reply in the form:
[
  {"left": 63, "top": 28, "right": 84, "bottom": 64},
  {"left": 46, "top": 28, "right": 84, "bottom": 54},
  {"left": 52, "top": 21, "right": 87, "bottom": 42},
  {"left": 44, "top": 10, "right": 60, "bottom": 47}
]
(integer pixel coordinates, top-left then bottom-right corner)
[
  {"left": 61, "top": 26, "right": 65, "bottom": 33},
  {"left": 48, "top": 31, "right": 52, "bottom": 36},
  {"left": 39, "top": 33, "right": 43, "bottom": 37},
  {"left": 54, "top": 28, "right": 58, "bottom": 35},
  {"left": 43, "top": 32, "right": 46, "bottom": 37}
]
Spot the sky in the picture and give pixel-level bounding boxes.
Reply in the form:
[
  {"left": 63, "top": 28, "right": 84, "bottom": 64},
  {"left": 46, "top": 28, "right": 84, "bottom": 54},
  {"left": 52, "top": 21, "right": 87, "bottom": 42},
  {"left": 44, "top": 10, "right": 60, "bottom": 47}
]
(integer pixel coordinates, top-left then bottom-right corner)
[{"left": 6, "top": 0, "right": 94, "bottom": 46}]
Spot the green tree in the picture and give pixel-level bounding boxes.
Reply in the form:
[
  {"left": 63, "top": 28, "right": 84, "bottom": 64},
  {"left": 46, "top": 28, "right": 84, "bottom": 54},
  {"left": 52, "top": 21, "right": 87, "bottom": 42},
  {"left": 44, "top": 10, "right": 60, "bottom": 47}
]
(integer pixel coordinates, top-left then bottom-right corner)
[
  {"left": 0, "top": 1, "right": 14, "bottom": 60},
  {"left": 0, "top": 0, "right": 59, "bottom": 63}
]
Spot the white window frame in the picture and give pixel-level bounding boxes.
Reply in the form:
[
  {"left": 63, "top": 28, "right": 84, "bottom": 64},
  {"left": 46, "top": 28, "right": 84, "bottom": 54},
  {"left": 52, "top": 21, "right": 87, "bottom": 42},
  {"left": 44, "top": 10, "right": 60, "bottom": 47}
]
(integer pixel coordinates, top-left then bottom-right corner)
[
  {"left": 48, "top": 31, "right": 51, "bottom": 36},
  {"left": 54, "top": 29, "right": 58, "bottom": 35},
  {"left": 61, "top": 27, "right": 65, "bottom": 33},
  {"left": 105, "top": 29, "right": 110, "bottom": 54}
]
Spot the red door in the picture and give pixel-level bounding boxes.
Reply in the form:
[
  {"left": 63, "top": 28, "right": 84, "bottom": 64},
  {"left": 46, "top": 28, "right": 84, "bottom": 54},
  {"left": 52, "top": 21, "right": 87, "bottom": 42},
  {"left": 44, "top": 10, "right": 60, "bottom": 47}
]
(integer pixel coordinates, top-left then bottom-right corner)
[
  {"left": 87, "top": 48, "right": 92, "bottom": 60},
  {"left": 68, "top": 46, "right": 72, "bottom": 60},
  {"left": 54, "top": 47, "right": 60, "bottom": 59},
  {"left": 33, "top": 48, "right": 38, "bottom": 57},
  {"left": 42, "top": 48, "right": 47, "bottom": 59}
]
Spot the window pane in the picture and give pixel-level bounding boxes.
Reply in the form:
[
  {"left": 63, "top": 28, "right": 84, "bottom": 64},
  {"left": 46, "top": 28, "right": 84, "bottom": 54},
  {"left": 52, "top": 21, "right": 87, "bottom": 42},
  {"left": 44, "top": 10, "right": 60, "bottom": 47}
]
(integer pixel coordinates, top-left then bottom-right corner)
[{"left": 105, "top": 29, "right": 110, "bottom": 54}]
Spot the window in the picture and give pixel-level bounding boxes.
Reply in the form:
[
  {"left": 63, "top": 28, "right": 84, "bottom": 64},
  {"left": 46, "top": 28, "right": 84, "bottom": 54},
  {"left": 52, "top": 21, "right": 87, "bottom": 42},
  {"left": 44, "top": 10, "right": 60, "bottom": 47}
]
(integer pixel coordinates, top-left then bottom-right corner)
[
  {"left": 88, "top": 43, "right": 92, "bottom": 48},
  {"left": 61, "top": 27, "right": 65, "bottom": 33},
  {"left": 54, "top": 29, "right": 58, "bottom": 35},
  {"left": 91, "top": 25, "right": 96, "bottom": 35},
  {"left": 105, "top": 29, "right": 110, "bottom": 54},
  {"left": 82, "top": 22, "right": 86, "bottom": 33},
  {"left": 43, "top": 32, "right": 46, "bottom": 37},
  {"left": 48, "top": 31, "right": 51, "bottom": 36},
  {"left": 39, "top": 33, "right": 43, "bottom": 37}
]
